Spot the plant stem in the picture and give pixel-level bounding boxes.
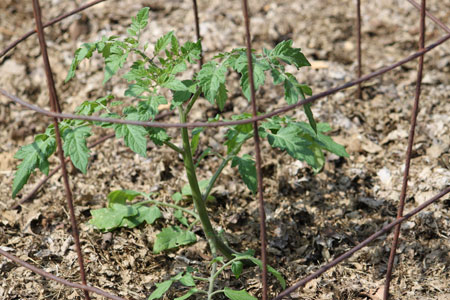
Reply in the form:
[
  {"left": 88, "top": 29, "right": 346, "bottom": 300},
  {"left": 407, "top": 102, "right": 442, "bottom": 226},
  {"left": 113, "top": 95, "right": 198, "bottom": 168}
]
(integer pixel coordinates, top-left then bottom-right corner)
[
  {"left": 137, "top": 198, "right": 199, "bottom": 219},
  {"left": 207, "top": 242, "right": 218, "bottom": 300},
  {"left": 163, "top": 140, "right": 184, "bottom": 155},
  {"left": 202, "top": 133, "right": 252, "bottom": 202},
  {"left": 178, "top": 107, "right": 237, "bottom": 260},
  {"left": 185, "top": 88, "right": 202, "bottom": 115}
]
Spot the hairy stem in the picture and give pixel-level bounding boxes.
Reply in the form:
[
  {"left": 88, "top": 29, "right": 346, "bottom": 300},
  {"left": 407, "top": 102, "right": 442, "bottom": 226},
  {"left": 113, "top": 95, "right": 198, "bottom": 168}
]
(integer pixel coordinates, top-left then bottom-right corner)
[
  {"left": 185, "top": 88, "right": 202, "bottom": 115},
  {"left": 178, "top": 107, "right": 236, "bottom": 260}
]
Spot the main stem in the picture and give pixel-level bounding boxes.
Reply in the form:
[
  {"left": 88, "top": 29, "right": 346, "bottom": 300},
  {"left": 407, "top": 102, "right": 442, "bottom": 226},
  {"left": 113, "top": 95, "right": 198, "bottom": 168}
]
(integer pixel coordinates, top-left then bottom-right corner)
[{"left": 179, "top": 107, "right": 236, "bottom": 260}]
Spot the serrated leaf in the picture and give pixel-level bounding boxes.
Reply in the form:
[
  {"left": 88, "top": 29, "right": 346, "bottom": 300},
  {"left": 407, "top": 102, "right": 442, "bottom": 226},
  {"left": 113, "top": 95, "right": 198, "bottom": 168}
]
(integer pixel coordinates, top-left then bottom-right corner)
[
  {"left": 231, "top": 154, "right": 257, "bottom": 194},
  {"left": 224, "top": 288, "right": 257, "bottom": 300},
  {"left": 231, "top": 261, "right": 244, "bottom": 279},
  {"left": 153, "top": 226, "right": 197, "bottom": 253},
  {"left": 103, "top": 45, "right": 129, "bottom": 84},
  {"left": 148, "top": 279, "right": 174, "bottom": 300},
  {"left": 268, "top": 40, "right": 310, "bottom": 68},
  {"left": 62, "top": 126, "right": 91, "bottom": 174},
  {"left": 120, "top": 205, "right": 162, "bottom": 228},
  {"left": 65, "top": 42, "right": 97, "bottom": 82},
  {"left": 283, "top": 73, "right": 303, "bottom": 105},
  {"left": 179, "top": 273, "right": 195, "bottom": 287},
  {"left": 181, "top": 41, "right": 201, "bottom": 63},
  {"left": 197, "top": 61, "right": 227, "bottom": 106},
  {"left": 267, "top": 124, "right": 315, "bottom": 166},
  {"left": 76, "top": 95, "right": 115, "bottom": 116},
  {"left": 174, "top": 210, "right": 189, "bottom": 227},
  {"left": 89, "top": 203, "right": 138, "bottom": 231},
  {"left": 134, "top": 7, "right": 150, "bottom": 30},
  {"left": 138, "top": 95, "right": 167, "bottom": 120},
  {"left": 113, "top": 113, "right": 148, "bottom": 157},
  {"left": 107, "top": 189, "right": 141, "bottom": 207},
  {"left": 271, "top": 68, "right": 284, "bottom": 85},
  {"left": 162, "top": 77, "right": 188, "bottom": 91},
  {"left": 174, "top": 288, "right": 199, "bottom": 300},
  {"left": 216, "top": 83, "right": 228, "bottom": 111},
  {"left": 125, "top": 84, "right": 148, "bottom": 97},
  {"left": 154, "top": 31, "right": 174, "bottom": 55},
  {"left": 12, "top": 138, "right": 56, "bottom": 198},
  {"left": 234, "top": 54, "right": 268, "bottom": 100},
  {"left": 147, "top": 127, "right": 170, "bottom": 146}
]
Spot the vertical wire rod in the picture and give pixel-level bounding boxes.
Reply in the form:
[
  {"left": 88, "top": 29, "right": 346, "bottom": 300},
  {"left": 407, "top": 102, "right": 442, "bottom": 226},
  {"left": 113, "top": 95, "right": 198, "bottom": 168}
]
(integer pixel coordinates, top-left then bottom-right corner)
[
  {"left": 31, "top": 0, "right": 90, "bottom": 299},
  {"left": 383, "top": 1, "right": 426, "bottom": 299},
  {"left": 272, "top": 186, "right": 450, "bottom": 300},
  {"left": 356, "top": 0, "right": 362, "bottom": 99},
  {"left": 192, "top": 0, "right": 203, "bottom": 68},
  {"left": 241, "top": 1, "right": 268, "bottom": 299}
]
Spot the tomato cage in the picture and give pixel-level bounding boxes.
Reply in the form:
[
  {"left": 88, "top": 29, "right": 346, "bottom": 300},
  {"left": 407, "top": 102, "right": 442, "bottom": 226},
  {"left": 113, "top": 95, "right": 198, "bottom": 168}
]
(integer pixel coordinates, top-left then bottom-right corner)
[{"left": 0, "top": 0, "right": 449, "bottom": 299}]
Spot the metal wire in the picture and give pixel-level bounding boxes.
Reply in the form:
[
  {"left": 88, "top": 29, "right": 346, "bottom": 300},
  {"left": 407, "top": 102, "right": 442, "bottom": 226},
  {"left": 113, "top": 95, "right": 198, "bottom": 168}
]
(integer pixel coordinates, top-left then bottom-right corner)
[{"left": 0, "top": 1, "right": 449, "bottom": 299}]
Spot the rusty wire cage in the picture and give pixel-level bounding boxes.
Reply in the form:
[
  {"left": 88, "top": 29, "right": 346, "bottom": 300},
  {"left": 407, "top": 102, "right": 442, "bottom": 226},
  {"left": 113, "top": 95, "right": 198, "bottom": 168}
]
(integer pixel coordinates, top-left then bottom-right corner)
[{"left": 0, "top": 0, "right": 449, "bottom": 299}]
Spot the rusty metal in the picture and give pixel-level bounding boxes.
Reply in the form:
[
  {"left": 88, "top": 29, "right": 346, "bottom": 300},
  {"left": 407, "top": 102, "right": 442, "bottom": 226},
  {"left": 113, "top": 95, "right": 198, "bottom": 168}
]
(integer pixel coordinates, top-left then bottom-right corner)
[
  {"left": 0, "top": 0, "right": 449, "bottom": 298},
  {"left": 356, "top": 0, "right": 362, "bottom": 99},
  {"left": 2, "top": 31, "right": 449, "bottom": 129},
  {"left": 192, "top": 0, "right": 203, "bottom": 68},
  {"left": 383, "top": 1, "right": 427, "bottom": 299},
  {"left": 31, "top": 0, "right": 90, "bottom": 299},
  {"left": 241, "top": 0, "right": 268, "bottom": 298},
  {"left": 273, "top": 186, "right": 450, "bottom": 300},
  {"left": 0, "top": 0, "right": 106, "bottom": 59},
  {"left": 407, "top": 0, "right": 450, "bottom": 33},
  {"left": 0, "top": 248, "right": 127, "bottom": 300}
]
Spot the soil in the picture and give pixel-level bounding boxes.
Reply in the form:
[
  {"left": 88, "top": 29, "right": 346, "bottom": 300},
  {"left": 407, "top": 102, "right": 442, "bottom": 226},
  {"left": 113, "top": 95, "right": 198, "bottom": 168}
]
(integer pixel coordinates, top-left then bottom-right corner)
[{"left": 0, "top": 0, "right": 449, "bottom": 299}]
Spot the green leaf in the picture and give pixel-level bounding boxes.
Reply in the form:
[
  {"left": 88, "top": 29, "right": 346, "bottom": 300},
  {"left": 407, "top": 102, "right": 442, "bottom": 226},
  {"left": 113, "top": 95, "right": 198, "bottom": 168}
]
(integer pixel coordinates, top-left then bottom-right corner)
[
  {"left": 174, "top": 210, "right": 189, "bottom": 227},
  {"left": 12, "top": 138, "right": 56, "bottom": 198},
  {"left": 181, "top": 179, "right": 210, "bottom": 197},
  {"left": 283, "top": 73, "right": 303, "bottom": 105},
  {"left": 231, "top": 154, "right": 257, "bottom": 194},
  {"left": 138, "top": 95, "right": 167, "bottom": 120},
  {"left": 153, "top": 226, "right": 197, "bottom": 253},
  {"left": 147, "top": 127, "right": 170, "bottom": 146},
  {"left": 268, "top": 40, "right": 310, "bottom": 68},
  {"left": 103, "top": 45, "right": 129, "bottom": 84},
  {"left": 231, "top": 261, "right": 244, "bottom": 279},
  {"left": 107, "top": 189, "right": 141, "bottom": 207},
  {"left": 231, "top": 253, "right": 286, "bottom": 289},
  {"left": 62, "top": 126, "right": 91, "bottom": 174},
  {"left": 224, "top": 288, "right": 257, "bottom": 300},
  {"left": 190, "top": 127, "right": 203, "bottom": 154},
  {"left": 266, "top": 124, "right": 315, "bottom": 167},
  {"left": 172, "top": 192, "right": 183, "bottom": 203},
  {"left": 174, "top": 288, "right": 199, "bottom": 300},
  {"left": 197, "top": 61, "right": 227, "bottom": 106},
  {"left": 113, "top": 113, "right": 148, "bottom": 157},
  {"left": 234, "top": 54, "right": 268, "bottom": 100},
  {"left": 179, "top": 273, "right": 195, "bottom": 287},
  {"left": 270, "top": 68, "right": 284, "bottom": 85},
  {"left": 135, "top": 7, "right": 150, "bottom": 29},
  {"left": 89, "top": 203, "right": 138, "bottom": 231},
  {"left": 65, "top": 42, "right": 97, "bottom": 82},
  {"left": 125, "top": 84, "right": 148, "bottom": 98},
  {"left": 216, "top": 83, "right": 228, "bottom": 111},
  {"left": 162, "top": 77, "right": 188, "bottom": 91},
  {"left": 120, "top": 205, "right": 162, "bottom": 228},
  {"left": 148, "top": 279, "right": 174, "bottom": 300},
  {"left": 76, "top": 95, "right": 115, "bottom": 116},
  {"left": 154, "top": 31, "right": 174, "bottom": 55},
  {"left": 181, "top": 40, "right": 202, "bottom": 63}
]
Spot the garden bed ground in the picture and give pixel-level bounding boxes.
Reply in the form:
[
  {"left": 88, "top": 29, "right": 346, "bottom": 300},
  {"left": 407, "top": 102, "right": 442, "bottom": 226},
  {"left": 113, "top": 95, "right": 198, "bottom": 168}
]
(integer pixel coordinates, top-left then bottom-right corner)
[{"left": 0, "top": 0, "right": 449, "bottom": 299}]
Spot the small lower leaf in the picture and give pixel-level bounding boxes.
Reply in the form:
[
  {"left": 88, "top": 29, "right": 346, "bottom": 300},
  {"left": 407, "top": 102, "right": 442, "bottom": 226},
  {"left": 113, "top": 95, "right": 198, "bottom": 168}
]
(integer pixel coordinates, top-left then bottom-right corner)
[
  {"left": 223, "top": 287, "right": 257, "bottom": 300},
  {"left": 153, "top": 226, "right": 197, "bottom": 253},
  {"left": 148, "top": 279, "right": 174, "bottom": 300},
  {"left": 231, "top": 261, "right": 244, "bottom": 279},
  {"left": 174, "top": 288, "right": 199, "bottom": 300}
]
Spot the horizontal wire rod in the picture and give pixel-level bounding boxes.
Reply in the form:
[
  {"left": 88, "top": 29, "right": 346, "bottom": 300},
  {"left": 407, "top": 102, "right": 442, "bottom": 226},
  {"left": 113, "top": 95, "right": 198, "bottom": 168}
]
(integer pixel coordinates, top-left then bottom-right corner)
[
  {"left": 273, "top": 186, "right": 450, "bottom": 300},
  {"left": 1, "top": 32, "right": 449, "bottom": 129},
  {"left": 0, "top": 247, "right": 127, "bottom": 300},
  {"left": 0, "top": 0, "right": 106, "bottom": 58}
]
